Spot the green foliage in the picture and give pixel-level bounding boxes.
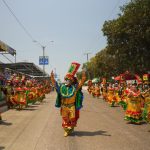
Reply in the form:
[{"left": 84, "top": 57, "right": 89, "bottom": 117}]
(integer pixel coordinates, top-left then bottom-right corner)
[{"left": 81, "top": 0, "right": 150, "bottom": 80}]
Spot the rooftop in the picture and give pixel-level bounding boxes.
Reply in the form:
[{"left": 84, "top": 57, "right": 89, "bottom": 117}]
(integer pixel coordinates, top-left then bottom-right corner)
[{"left": 0, "top": 62, "right": 49, "bottom": 77}]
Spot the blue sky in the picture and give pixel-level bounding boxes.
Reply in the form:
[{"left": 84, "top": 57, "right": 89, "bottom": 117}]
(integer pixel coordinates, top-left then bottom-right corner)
[{"left": 0, "top": 0, "right": 130, "bottom": 80}]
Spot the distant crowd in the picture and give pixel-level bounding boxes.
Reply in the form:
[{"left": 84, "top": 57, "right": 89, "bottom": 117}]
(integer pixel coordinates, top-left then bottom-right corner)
[
  {"left": 87, "top": 79, "right": 150, "bottom": 124},
  {"left": 0, "top": 69, "right": 52, "bottom": 121}
]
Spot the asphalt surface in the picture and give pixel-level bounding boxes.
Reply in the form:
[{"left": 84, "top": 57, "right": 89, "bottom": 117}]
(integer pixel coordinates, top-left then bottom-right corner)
[{"left": 0, "top": 90, "right": 150, "bottom": 150}]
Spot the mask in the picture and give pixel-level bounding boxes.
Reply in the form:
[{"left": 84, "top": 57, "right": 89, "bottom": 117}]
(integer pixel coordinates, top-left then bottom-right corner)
[{"left": 65, "top": 79, "right": 71, "bottom": 86}]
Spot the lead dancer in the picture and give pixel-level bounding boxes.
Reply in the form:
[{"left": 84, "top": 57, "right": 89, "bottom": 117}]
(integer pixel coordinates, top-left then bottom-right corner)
[{"left": 50, "top": 62, "right": 86, "bottom": 137}]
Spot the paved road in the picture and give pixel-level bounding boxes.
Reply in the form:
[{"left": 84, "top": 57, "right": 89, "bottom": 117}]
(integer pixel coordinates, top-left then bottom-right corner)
[{"left": 0, "top": 91, "right": 150, "bottom": 150}]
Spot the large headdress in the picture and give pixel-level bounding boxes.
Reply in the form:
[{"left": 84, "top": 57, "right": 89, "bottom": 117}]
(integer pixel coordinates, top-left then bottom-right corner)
[{"left": 64, "top": 62, "right": 80, "bottom": 81}]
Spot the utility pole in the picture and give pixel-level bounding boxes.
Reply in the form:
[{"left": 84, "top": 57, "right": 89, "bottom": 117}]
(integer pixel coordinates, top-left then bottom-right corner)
[
  {"left": 42, "top": 46, "right": 45, "bottom": 76},
  {"left": 84, "top": 52, "right": 91, "bottom": 79},
  {"left": 33, "top": 40, "right": 54, "bottom": 77},
  {"left": 84, "top": 52, "right": 91, "bottom": 62}
]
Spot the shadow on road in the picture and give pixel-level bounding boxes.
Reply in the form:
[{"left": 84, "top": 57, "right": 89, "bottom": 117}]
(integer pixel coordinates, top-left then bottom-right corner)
[
  {"left": 0, "top": 120, "right": 12, "bottom": 126},
  {"left": 27, "top": 105, "right": 38, "bottom": 108},
  {"left": 111, "top": 105, "right": 120, "bottom": 108},
  {"left": 15, "top": 108, "right": 37, "bottom": 111},
  {"left": 72, "top": 130, "right": 111, "bottom": 137},
  {"left": 0, "top": 146, "right": 5, "bottom": 150},
  {"left": 126, "top": 121, "right": 147, "bottom": 125}
]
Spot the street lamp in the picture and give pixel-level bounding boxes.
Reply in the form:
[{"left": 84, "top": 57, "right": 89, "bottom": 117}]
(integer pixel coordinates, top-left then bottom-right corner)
[
  {"left": 84, "top": 52, "right": 91, "bottom": 79},
  {"left": 33, "top": 40, "right": 54, "bottom": 76},
  {"left": 84, "top": 52, "right": 91, "bottom": 62}
]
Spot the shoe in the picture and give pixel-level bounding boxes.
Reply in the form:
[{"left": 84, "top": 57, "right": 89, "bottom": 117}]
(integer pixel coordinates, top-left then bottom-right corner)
[
  {"left": 68, "top": 127, "right": 74, "bottom": 134},
  {"left": 64, "top": 131, "right": 68, "bottom": 137}
]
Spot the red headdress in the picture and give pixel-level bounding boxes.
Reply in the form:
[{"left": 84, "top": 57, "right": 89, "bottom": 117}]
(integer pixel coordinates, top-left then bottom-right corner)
[{"left": 64, "top": 62, "right": 80, "bottom": 81}]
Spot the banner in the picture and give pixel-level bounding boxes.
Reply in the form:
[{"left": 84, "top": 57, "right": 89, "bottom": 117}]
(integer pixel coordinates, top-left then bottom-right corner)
[
  {"left": 0, "top": 41, "right": 7, "bottom": 51},
  {"left": 0, "top": 40, "right": 16, "bottom": 56}
]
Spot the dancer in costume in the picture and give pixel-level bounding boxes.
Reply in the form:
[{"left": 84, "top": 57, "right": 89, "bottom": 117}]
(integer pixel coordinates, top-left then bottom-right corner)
[
  {"left": 142, "top": 84, "right": 150, "bottom": 123},
  {"left": 119, "top": 83, "right": 131, "bottom": 110},
  {"left": 93, "top": 83, "right": 101, "bottom": 98},
  {"left": 107, "top": 83, "right": 115, "bottom": 106},
  {"left": 101, "top": 78, "right": 107, "bottom": 101},
  {"left": 0, "top": 74, "right": 7, "bottom": 121},
  {"left": 87, "top": 80, "right": 92, "bottom": 94},
  {"left": 5, "top": 80, "right": 14, "bottom": 108},
  {"left": 50, "top": 62, "right": 86, "bottom": 137},
  {"left": 102, "top": 84, "right": 107, "bottom": 101},
  {"left": 113, "top": 83, "right": 121, "bottom": 105},
  {"left": 0, "top": 80, "right": 4, "bottom": 120},
  {"left": 124, "top": 85, "right": 143, "bottom": 124},
  {"left": 91, "top": 83, "right": 96, "bottom": 97}
]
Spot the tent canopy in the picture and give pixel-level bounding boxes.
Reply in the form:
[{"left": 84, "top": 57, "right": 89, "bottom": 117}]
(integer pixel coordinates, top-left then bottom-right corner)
[
  {"left": 114, "top": 71, "right": 142, "bottom": 83},
  {"left": 0, "top": 62, "right": 49, "bottom": 77}
]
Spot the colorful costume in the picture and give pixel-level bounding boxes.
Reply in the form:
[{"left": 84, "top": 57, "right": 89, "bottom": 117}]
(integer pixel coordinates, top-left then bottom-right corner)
[
  {"left": 107, "top": 85, "right": 115, "bottom": 106},
  {"left": 91, "top": 84, "right": 95, "bottom": 97},
  {"left": 93, "top": 84, "right": 101, "bottom": 98},
  {"left": 142, "top": 89, "right": 150, "bottom": 123},
  {"left": 102, "top": 85, "right": 107, "bottom": 101},
  {"left": 119, "top": 87, "right": 130, "bottom": 110},
  {"left": 51, "top": 62, "right": 86, "bottom": 137},
  {"left": 15, "top": 87, "right": 26, "bottom": 109},
  {"left": 113, "top": 85, "right": 121, "bottom": 105},
  {"left": 87, "top": 80, "right": 92, "bottom": 94},
  {"left": 5, "top": 80, "right": 13, "bottom": 108},
  {"left": 125, "top": 89, "right": 143, "bottom": 123},
  {"left": 0, "top": 75, "right": 7, "bottom": 120}
]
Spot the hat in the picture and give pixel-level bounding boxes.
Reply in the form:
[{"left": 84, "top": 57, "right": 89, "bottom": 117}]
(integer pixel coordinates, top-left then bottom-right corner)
[{"left": 65, "top": 62, "right": 80, "bottom": 81}]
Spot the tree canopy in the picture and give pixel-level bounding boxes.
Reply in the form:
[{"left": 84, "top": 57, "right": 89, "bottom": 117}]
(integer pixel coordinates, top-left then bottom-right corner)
[{"left": 79, "top": 0, "right": 150, "bottom": 81}]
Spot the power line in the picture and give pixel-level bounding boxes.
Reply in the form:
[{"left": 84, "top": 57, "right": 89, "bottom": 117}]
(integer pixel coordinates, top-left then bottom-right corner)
[
  {"left": 1, "top": 54, "right": 14, "bottom": 63},
  {"left": 1, "top": 0, "right": 35, "bottom": 41}
]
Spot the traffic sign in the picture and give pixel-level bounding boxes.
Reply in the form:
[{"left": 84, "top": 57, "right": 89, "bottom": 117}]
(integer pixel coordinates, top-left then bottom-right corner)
[{"left": 39, "top": 56, "right": 49, "bottom": 65}]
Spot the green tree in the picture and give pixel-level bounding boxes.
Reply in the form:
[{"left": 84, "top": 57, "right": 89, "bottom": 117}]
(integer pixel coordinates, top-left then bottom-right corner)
[
  {"left": 102, "top": 0, "right": 150, "bottom": 75},
  {"left": 80, "top": 0, "right": 150, "bottom": 81}
]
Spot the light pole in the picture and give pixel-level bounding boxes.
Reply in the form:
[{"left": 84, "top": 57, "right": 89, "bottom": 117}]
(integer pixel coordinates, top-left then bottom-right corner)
[
  {"left": 33, "top": 40, "right": 54, "bottom": 76},
  {"left": 84, "top": 52, "right": 91, "bottom": 62},
  {"left": 42, "top": 45, "right": 45, "bottom": 75},
  {"left": 84, "top": 52, "right": 91, "bottom": 79}
]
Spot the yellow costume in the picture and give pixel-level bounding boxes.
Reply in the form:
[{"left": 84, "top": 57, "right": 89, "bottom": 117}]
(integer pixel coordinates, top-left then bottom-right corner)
[
  {"left": 125, "top": 91, "right": 143, "bottom": 123},
  {"left": 51, "top": 62, "right": 86, "bottom": 137},
  {"left": 107, "top": 87, "right": 115, "bottom": 106},
  {"left": 142, "top": 89, "right": 150, "bottom": 123},
  {"left": 113, "top": 87, "right": 121, "bottom": 105},
  {"left": 94, "top": 85, "right": 101, "bottom": 98}
]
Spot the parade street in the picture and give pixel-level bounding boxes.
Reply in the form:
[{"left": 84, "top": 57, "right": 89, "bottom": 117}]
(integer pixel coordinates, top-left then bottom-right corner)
[{"left": 0, "top": 90, "right": 150, "bottom": 150}]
